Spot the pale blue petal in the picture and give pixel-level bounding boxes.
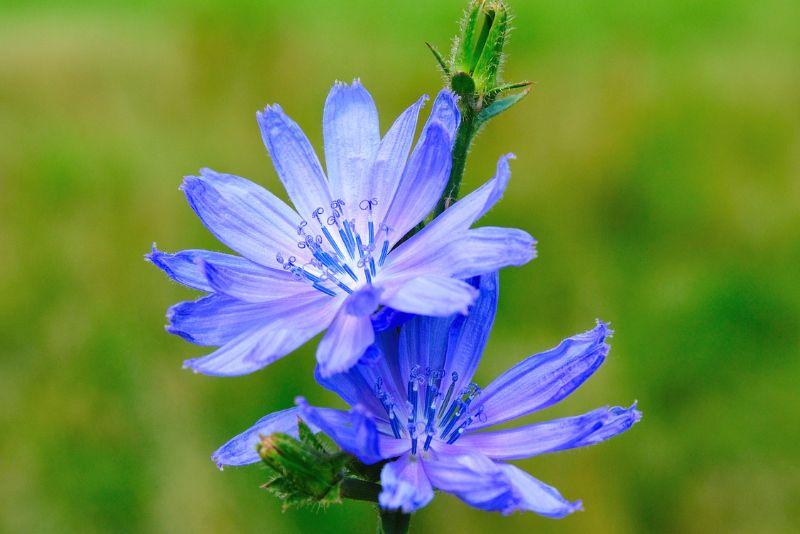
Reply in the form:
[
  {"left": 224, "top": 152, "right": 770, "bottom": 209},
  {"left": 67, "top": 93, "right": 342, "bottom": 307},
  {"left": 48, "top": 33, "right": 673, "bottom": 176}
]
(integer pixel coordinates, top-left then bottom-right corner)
[
  {"left": 398, "top": 314, "right": 453, "bottom": 385},
  {"left": 379, "top": 454, "right": 434, "bottom": 513},
  {"left": 181, "top": 169, "right": 304, "bottom": 267},
  {"left": 459, "top": 404, "right": 641, "bottom": 460},
  {"left": 380, "top": 224, "right": 534, "bottom": 283},
  {"left": 166, "top": 294, "right": 271, "bottom": 346},
  {"left": 369, "top": 95, "right": 428, "bottom": 226},
  {"left": 313, "top": 365, "right": 387, "bottom": 418},
  {"left": 146, "top": 245, "right": 258, "bottom": 292},
  {"left": 469, "top": 321, "right": 612, "bottom": 430},
  {"left": 296, "top": 399, "right": 384, "bottom": 464},
  {"left": 166, "top": 290, "right": 333, "bottom": 346},
  {"left": 381, "top": 154, "right": 514, "bottom": 277},
  {"left": 422, "top": 446, "right": 511, "bottom": 512},
  {"left": 201, "top": 258, "right": 312, "bottom": 302},
  {"left": 183, "top": 322, "right": 326, "bottom": 376},
  {"left": 323, "top": 80, "right": 380, "bottom": 209},
  {"left": 445, "top": 227, "right": 536, "bottom": 279},
  {"left": 497, "top": 463, "right": 583, "bottom": 517},
  {"left": 316, "top": 307, "right": 376, "bottom": 377},
  {"left": 371, "top": 307, "right": 413, "bottom": 332},
  {"left": 377, "top": 436, "right": 412, "bottom": 458},
  {"left": 381, "top": 121, "right": 453, "bottom": 246},
  {"left": 211, "top": 407, "right": 317, "bottom": 468},
  {"left": 381, "top": 275, "right": 478, "bottom": 317},
  {"left": 257, "top": 104, "right": 333, "bottom": 221},
  {"left": 444, "top": 273, "right": 498, "bottom": 393},
  {"left": 421, "top": 89, "right": 460, "bottom": 142}
]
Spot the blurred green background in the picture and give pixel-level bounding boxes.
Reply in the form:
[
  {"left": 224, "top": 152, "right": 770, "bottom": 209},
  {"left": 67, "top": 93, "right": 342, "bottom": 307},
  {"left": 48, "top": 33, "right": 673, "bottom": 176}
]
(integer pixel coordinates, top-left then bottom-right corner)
[{"left": 1, "top": 0, "right": 799, "bottom": 532}]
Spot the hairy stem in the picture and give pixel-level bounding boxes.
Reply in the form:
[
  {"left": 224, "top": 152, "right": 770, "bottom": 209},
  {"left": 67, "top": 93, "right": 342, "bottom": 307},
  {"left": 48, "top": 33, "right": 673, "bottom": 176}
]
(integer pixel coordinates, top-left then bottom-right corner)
[
  {"left": 433, "top": 108, "right": 477, "bottom": 217},
  {"left": 379, "top": 508, "right": 411, "bottom": 534},
  {"left": 340, "top": 478, "right": 382, "bottom": 503}
]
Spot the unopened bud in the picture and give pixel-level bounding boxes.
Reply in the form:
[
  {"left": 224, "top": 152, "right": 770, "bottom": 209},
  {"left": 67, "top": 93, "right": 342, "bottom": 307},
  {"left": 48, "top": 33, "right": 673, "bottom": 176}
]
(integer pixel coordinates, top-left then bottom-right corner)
[{"left": 256, "top": 421, "right": 350, "bottom": 510}]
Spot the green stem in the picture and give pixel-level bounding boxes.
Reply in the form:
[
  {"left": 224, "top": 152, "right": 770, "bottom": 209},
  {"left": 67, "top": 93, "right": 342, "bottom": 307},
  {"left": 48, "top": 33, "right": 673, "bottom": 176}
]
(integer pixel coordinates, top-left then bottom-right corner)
[
  {"left": 379, "top": 508, "right": 411, "bottom": 534},
  {"left": 340, "top": 478, "right": 381, "bottom": 503},
  {"left": 433, "top": 109, "right": 477, "bottom": 217}
]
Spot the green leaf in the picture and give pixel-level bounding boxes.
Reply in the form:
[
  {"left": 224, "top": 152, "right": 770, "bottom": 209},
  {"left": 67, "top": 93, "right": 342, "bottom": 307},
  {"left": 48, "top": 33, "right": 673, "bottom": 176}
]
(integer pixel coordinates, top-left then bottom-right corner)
[{"left": 476, "top": 88, "right": 530, "bottom": 126}]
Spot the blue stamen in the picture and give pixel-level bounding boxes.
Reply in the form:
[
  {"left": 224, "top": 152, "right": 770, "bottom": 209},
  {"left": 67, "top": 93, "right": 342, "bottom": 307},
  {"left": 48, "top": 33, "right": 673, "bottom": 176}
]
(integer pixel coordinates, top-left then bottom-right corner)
[
  {"left": 339, "top": 227, "right": 355, "bottom": 259},
  {"left": 312, "top": 282, "right": 337, "bottom": 297},
  {"left": 320, "top": 226, "right": 344, "bottom": 259},
  {"left": 344, "top": 220, "right": 357, "bottom": 257},
  {"left": 379, "top": 240, "right": 389, "bottom": 266},
  {"left": 334, "top": 279, "right": 354, "bottom": 294},
  {"left": 341, "top": 263, "right": 359, "bottom": 282},
  {"left": 368, "top": 220, "right": 375, "bottom": 247}
]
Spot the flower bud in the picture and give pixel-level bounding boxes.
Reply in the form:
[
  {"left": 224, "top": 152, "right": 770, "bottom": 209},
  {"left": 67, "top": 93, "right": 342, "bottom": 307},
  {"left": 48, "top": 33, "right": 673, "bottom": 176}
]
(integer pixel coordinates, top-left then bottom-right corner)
[
  {"left": 256, "top": 421, "right": 349, "bottom": 510},
  {"left": 453, "top": 0, "right": 509, "bottom": 94},
  {"left": 428, "top": 0, "right": 530, "bottom": 127}
]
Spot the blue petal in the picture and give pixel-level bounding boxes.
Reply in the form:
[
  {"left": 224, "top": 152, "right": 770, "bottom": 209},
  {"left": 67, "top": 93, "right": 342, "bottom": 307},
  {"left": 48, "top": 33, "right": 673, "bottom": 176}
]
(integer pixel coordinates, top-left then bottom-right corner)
[
  {"left": 323, "top": 80, "right": 380, "bottom": 210},
  {"left": 371, "top": 307, "right": 413, "bottom": 332},
  {"left": 181, "top": 169, "right": 304, "bottom": 267},
  {"left": 316, "top": 306, "right": 376, "bottom": 377},
  {"left": 398, "top": 314, "right": 453, "bottom": 385},
  {"left": 211, "top": 407, "right": 314, "bottom": 468},
  {"left": 201, "top": 258, "right": 311, "bottom": 302},
  {"left": 421, "top": 89, "right": 460, "bottom": 142},
  {"left": 381, "top": 275, "right": 478, "bottom": 317},
  {"left": 497, "top": 463, "right": 583, "bottom": 517},
  {"left": 469, "top": 321, "right": 612, "bottom": 430},
  {"left": 380, "top": 225, "right": 535, "bottom": 284},
  {"left": 426, "top": 445, "right": 582, "bottom": 517},
  {"left": 183, "top": 322, "right": 326, "bottom": 376},
  {"left": 257, "top": 104, "right": 333, "bottom": 221},
  {"left": 369, "top": 95, "right": 428, "bottom": 226},
  {"left": 422, "top": 446, "right": 512, "bottom": 512},
  {"left": 381, "top": 121, "right": 454, "bottom": 245},
  {"left": 445, "top": 227, "right": 536, "bottom": 279},
  {"left": 147, "top": 246, "right": 253, "bottom": 292},
  {"left": 313, "top": 364, "right": 387, "bottom": 418},
  {"left": 381, "top": 154, "right": 514, "bottom": 277},
  {"left": 379, "top": 454, "right": 434, "bottom": 513},
  {"left": 458, "top": 404, "right": 641, "bottom": 460},
  {"left": 444, "top": 273, "right": 498, "bottom": 392},
  {"left": 167, "top": 294, "right": 272, "bottom": 346},
  {"left": 296, "top": 398, "right": 384, "bottom": 464}
]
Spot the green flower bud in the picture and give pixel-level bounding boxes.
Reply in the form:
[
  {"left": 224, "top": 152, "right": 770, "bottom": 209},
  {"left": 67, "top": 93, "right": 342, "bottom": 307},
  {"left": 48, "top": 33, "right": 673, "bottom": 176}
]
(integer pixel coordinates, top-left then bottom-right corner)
[
  {"left": 453, "top": 0, "right": 509, "bottom": 94},
  {"left": 256, "top": 421, "right": 350, "bottom": 510},
  {"left": 428, "top": 0, "right": 530, "bottom": 127}
]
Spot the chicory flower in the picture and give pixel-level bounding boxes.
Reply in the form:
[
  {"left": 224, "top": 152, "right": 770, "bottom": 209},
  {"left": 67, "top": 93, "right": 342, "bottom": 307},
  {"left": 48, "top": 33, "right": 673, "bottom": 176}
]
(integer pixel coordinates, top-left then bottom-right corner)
[
  {"left": 214, "top": 274, "right": 640, "bottom": 517},
  {"left": 148, "top": 81, "right": 535, "bottom": 377}
]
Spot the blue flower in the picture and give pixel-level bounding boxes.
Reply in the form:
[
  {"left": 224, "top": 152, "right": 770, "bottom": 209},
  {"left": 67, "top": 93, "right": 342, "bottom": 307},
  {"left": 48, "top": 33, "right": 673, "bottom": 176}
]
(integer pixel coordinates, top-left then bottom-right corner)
[
  {"left": 213, "top": 274, "right": 641, "bottom": 517},
  {"left": 148, "top": 80, "right": 536, "bottom": 377}
]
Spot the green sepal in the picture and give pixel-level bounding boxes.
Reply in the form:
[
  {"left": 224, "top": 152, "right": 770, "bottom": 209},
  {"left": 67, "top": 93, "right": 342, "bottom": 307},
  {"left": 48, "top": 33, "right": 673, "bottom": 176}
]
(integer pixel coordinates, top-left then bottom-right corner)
[
  {"left": 471, "top": 2, "right": 508, "bottom": 92},
  {"left": 475, "top": 87, "right": 531, "bottom": 127},
  {"left": 257, "top": 420, "right": 351, "bottom": 510}
]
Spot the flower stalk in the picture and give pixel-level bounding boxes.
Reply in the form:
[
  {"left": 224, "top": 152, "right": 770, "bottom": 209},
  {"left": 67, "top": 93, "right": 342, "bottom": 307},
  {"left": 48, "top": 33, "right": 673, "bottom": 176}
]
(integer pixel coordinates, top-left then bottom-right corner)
[{"left": 430, "top": 0, "right": 532, "bottom": 216}]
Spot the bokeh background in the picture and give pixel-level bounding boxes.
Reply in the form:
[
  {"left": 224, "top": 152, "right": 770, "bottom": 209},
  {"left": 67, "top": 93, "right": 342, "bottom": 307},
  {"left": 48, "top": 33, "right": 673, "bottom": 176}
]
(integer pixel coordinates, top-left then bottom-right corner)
[{"left": 2, "top": 0, "right": 799, "bottom": 532}]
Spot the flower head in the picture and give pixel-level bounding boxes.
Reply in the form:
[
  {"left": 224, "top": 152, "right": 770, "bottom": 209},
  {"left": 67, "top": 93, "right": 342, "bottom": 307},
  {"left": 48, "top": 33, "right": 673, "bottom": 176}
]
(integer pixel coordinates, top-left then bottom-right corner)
[
  {"left": 148, "top": 80, "right": 535, "bottom": 377},
  {"left": 214, "top": 274, "right": 641, "bottom": 517}
]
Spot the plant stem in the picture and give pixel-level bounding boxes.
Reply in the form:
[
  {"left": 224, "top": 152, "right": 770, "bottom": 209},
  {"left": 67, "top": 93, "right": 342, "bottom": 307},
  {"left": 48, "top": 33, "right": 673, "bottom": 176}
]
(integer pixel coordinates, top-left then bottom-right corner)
[
  {"left": 433, "top": 108, "right": 477, "bottom": 217},
  {"left": 379, "top": 508, "right": 411, "bottom": 534},
  {"left": 340, "top": 478, "right": 382, "bottom": 503}
]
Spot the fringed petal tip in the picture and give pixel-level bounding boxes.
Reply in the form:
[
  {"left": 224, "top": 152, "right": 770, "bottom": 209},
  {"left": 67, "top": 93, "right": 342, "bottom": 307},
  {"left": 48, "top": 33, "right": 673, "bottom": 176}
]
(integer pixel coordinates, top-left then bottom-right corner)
[
  {"left": 165, "top": 318, "right": 198, "bottom": 345},
  {"left": 503, "top": 499, "right": 583, "bottom": 518},
  {"left": 144, "top": 242, "right": 159, "bottom": 263},
  {"left": 593, "top": 319, "right": 614, "bottom": 339},
  {"left": 178, "top": 174, "right": 202, "bottom": 194},
  {"left": 617, "top": 401, "right": 643, "bottom": 423}
]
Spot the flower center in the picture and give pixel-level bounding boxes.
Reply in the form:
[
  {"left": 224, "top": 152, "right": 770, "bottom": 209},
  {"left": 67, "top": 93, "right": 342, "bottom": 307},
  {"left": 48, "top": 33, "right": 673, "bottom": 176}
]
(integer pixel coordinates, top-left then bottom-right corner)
[
  {"left": 276, "top": 198, "right": 392, "bottom": 297},
  {"left": 374, "top": 365, "right": 486, "bottom": 455}
]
